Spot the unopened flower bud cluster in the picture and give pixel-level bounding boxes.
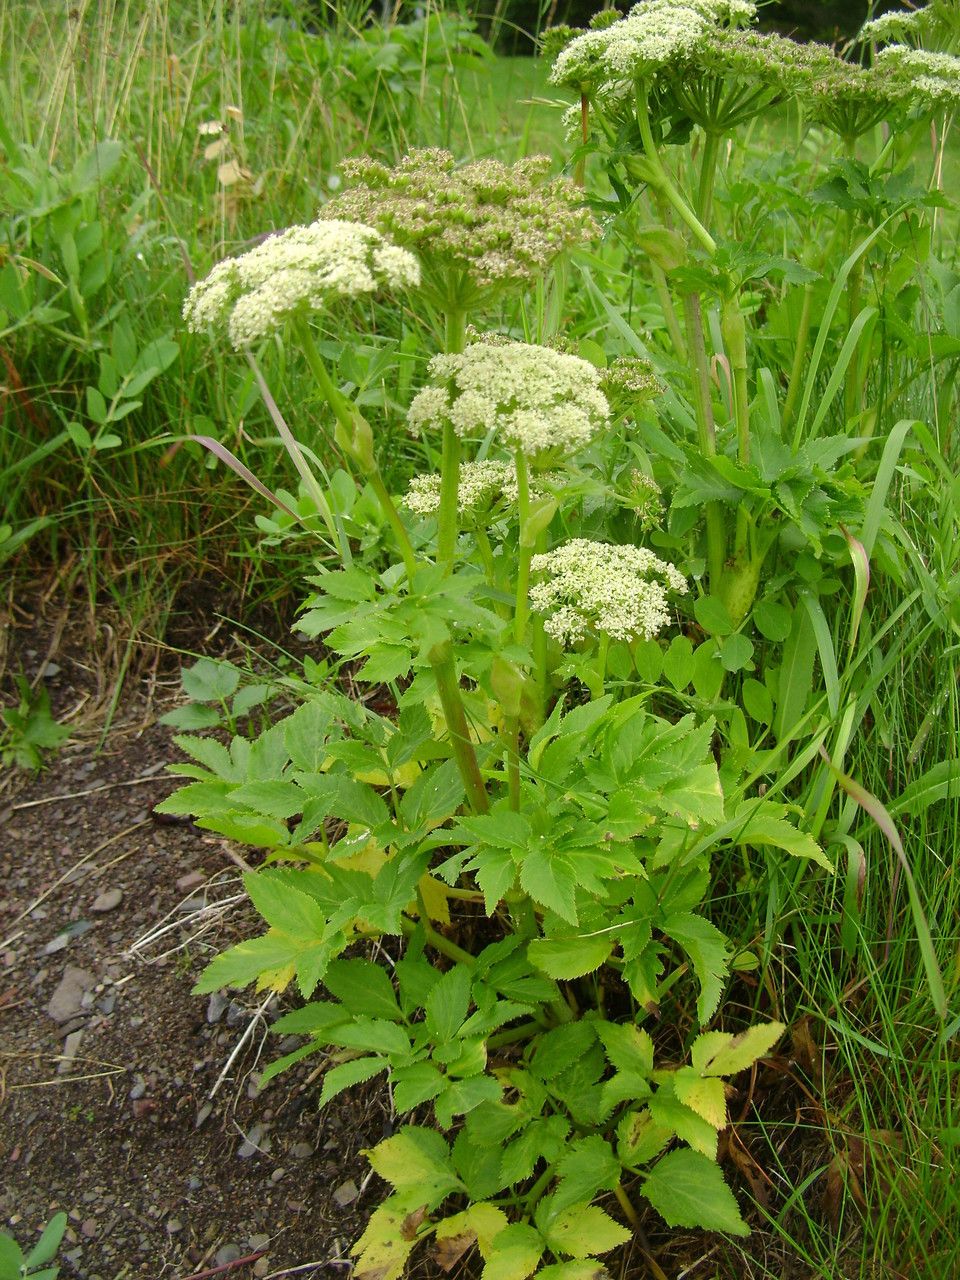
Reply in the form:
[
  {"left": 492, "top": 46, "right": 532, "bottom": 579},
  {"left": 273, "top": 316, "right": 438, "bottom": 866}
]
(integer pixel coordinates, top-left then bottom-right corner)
[
  {"left": 319, "top": 149, "right": 595, "bottom": 294},
  {"left": 183, "top": 220, "right": 419, "bottom": 347},
  {"left": 530, "top": 539, "right": 687, "bottom": 646},
  {"left": 407, "top": 338, "right": 610, "bottom": 458}
]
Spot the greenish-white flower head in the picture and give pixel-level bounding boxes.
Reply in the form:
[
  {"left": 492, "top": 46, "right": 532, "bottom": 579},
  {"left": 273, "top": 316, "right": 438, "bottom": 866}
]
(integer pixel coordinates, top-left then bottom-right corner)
[
  {"left": 876, "top": 44, "right": 960, "bottom": 108},
  {"left": 407, "top": 338, "right": 610, "bottom": 459},
  {"left": 551, "top": 5, "right": 710, "bottom": 94},
  {"left": 623, "top": 470, "right": 664, "bottom": 530},
  {"left": 699, "top": 30, "right": 839, "bottom": 93},
  {"left": 183, "top": 220, "right": 420, "bottom": 348},
  {"left": 317, "top": 150, "right": 595, "bottom": 307},
  {"left": 859, "top": 10, "right": 924, "bottom": 46},
  {"left": 530, "top": 539, "right": 687, "bottom": 645},
  {"left": 403, "top": 459, "right": 560, "bottom": 521},
  {"left": 550, "top": 0, "right": 756, "bottom": 95}
]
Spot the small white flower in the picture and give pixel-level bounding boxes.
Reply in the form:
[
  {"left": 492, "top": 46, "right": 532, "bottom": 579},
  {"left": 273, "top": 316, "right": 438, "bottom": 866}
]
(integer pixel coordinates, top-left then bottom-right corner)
[
  {"left": 406, "top": 338, "right": 609, "bottom": 458},
  {"left": 183, "top": 220, "right": 420, "bottom": 347},
  {"left": 198, "top": 119, "right": 224, "bottom": 136},
  {"left": 529, "top": 539, "right": 687, "bottom": 646}
]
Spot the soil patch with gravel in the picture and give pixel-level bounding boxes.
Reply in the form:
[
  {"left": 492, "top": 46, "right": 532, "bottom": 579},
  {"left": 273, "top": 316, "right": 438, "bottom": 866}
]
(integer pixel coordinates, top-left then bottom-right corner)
[{"left": 0, "top": 594, "right": 387, "bottom": 1280}]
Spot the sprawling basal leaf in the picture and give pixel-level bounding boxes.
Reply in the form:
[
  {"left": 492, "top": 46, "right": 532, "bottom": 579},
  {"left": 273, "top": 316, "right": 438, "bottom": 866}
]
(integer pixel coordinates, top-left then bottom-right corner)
[
  {"left": 535, "top": 1201, "right": 630, "bottom": 1260},
  {"left": 364, "top": 1128, "right": 463, "bottom": 1203}
]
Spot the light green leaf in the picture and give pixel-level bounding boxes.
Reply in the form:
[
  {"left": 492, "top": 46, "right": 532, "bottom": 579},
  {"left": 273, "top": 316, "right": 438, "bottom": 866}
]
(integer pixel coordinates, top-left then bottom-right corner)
[
  {"left": 435, "top": 1203, "right": 510, "bottom": 1261},
  {"left": 691, "top": 1021, "right": 785, "bottom": 1077},
  {"left": 889, "top": 760, "right": 960, "bottom": 817},
  {"left": 672, "top": 1069, "right": 727, "bottom": 1128},
  {"left": 553, "top": 1136, "right": 620, "bottom": 1212},
  {"left": 595, "top": 1021, "right": 654, "bottom": 1075},
  {"left": 647, "top": 1089, "right": 718, "bottom": 1157},
  {"left": 364, "top": 1128, "right": 462, "bottom": 1202},
  {"left": 527, "top": 934, "right": 612, "bottom": 980},
  {"left": 538, "top": 1264, "right": 610, "bottom": 1280},
  {"left": 352, "top": 1195, "right": 423, "bottom": 1280},
  {"left": 25, "top": 1212, "right": 67, "bottom": 1269},
  {"left": 663, "top": 912, "right": 728, "bottom": 1024},
  {"left": 520, "top": 849, "right": 579, "bottom": 925},
  {"left": 481, "top": 1223, "right": 543, "bottom": 1280},
  {"left": 537, "top": 1202, "right": 630, "bottom": 1260},
  {"left": 324, "top": 959, "right": 403, "bottom": 1022},
  {"left": 319, "top": 1056, "right": 388, "bottom": 1107},
  {"left": 425, "top": 962, "right": 472, "bottom": 1043},
  {"left": 733, "top": 805, "right": 833, "bottom": 872},
  {"left": 641, "top": 1148, "right": 749, "bottom": 1236}
]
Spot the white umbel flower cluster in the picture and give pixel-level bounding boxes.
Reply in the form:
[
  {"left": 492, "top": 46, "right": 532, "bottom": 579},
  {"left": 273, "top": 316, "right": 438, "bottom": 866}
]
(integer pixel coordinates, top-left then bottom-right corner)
[
  {"left": 876, "top": 44, "right": 960, "bottom": 107},
  {"left": 529, "top": 540, "right": 687, "bottom": 646},
  {"left": 407, "top": 339, "right": 609, "bottom": 458},
  {"left": 403, "top": 459, "right": 561, "bottom": 518},
  {"left": 550, "top": 0, "right": 755, "bottom": 92},
  {"left": 183, "top": 220, "right": 420, "bottom": 348}
]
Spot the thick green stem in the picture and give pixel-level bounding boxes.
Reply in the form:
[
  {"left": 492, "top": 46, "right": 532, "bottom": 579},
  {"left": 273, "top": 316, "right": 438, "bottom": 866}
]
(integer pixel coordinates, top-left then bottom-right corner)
[
  {"left": 682, "top": 292, "right": 725, "bottom": 589},
  {"left": 505, "top": 712, "right": 522, "bottom": 811},
  {"left": 436, "top": 309, "right": 467, "bottom": 572},
  {"left": 650, "top": 260, "right": 688, "bottom": 361},
  {"left": 592, "top": 631, "right": 610, "bottom": 700},
  {"left": 402, "top": 913, "right": 476, "bottom": 966},
  {"left": 697, "top": 129, "right": 721, "bottom": 226},
  {"left": 722, "top": 297, "right": 750, "bottom": 466},
  {"left": 636, "top": 90, "right": 717, "bottom": 256},
  {"left": 782, "top": 283, "right": 814, "bottom": 435},
  {"left": 429, "top": 639, "right": 489, "bottom": 814}
]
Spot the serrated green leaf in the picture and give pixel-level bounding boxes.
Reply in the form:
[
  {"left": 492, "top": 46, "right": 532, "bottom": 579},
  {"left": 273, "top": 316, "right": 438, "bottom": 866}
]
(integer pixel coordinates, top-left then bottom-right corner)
[
  {"left": 181, "top": 657, "right": 241, "bottom": 702},
  {"left": 537, "top": 1202, "right": 630, "bottom": 1260},
  {"left": 0, "top": 1233, "right": 24, "bottom": 1278},
  {"left": 527, "top": 934, "right": 612, "bottom": 980},
  {"left": 663, "top": 912, "right": 728, "bottom": 1024},
  {"left": 192, "top": 934, "right": 300, "bottom": 994},
  {"left": 480, "top": 1223, "right": 543, "bottom": 1280},
  {"left": 553, "top": 1136, "right": 620, "bottom": 1212},
  {"left": 435, "top": 1075, "right": 502, "bottom": 1128},
  {"left": 425, "top": 962, "right": 472, "bottom": 1043},
  {"left": 647, "top": 1088, "right": 718, "bottom": 1157},
  {"left": 595, "top": 1021, "right": 654, "bottom": 1075},
  {"left": 319, "top": 1056, "right": 388, "bottom": 1107},
  {"left": 537, "top": 1263, "right": 610, "bottom": 1280},
  {"left": 520, "top": 849, "right": 579, "bottom": 925},
  {"left": 733, "top": 805, "right": 833, "bottom": 871},
  {"left": 642, "top": 1148, "right": 749, "bottom": 1235},
  {"left": 324, "top": 958, "right": 403, "bottom": 1022},
  {"left": 616, "top": 1108, "right": 671, "bottom": 1169},
  {"left": 672, "top": 1069, "right": 728, "bottom": 1128},
  {"left": 393, "top": 1062, "right": 446, "bottom": 1112}
]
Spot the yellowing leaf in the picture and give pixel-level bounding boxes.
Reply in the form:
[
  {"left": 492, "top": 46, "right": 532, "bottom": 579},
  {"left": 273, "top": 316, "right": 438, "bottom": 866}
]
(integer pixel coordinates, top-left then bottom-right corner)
[
  {"left": 418, "top": 874, "right": 451, "bottom": 926},
  {"left": 352, "top": 1197, "right": 422, "bottom": 1280},
  {"left": 435, "top": 1204, "right": 509, "bottom": 1266},
  {"left": 254, "top": 959, "right": 295, "bottom": 993},
  {"left": 364, "top": 1128, "right": 462, "bottom": 1203},
  {"left": 672, "top": 1071, "right": 727, "bottom": 1129},
  {"left": 691, "top": 1022, "right": 785, "bottom": 1077}
]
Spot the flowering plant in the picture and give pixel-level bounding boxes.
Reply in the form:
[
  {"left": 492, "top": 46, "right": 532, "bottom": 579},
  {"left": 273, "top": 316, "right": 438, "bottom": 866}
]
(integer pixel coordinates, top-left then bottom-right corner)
[{"left": 162, "top": 145, "right": 804, "bottom": 1276}]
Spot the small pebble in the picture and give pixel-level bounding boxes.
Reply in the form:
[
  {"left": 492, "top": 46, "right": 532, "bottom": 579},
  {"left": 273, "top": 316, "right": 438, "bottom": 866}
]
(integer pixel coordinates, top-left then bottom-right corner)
[
  {"left": 176, "top": 870, "right": 206, "bottom": 892},
  {"left": 253, "top": 1259, "right": 270, "bottom": 1278},
  {"left": 238, "top": 1123, "right": 265, "bottom": 1158},
  {"left": 166, "top": 1219, "right": 183, "bottom": 1234},
  {"left": 206, "top": 992, "right": 229, "bottom": 1024},
  {"left": 248, "top": 1233, "right": 270, "bottom": 1251},
  {"left": 81, "top": 1218, "right": 98, "bottom": 1239},
  {"left": 194, "top": 1102, "right": 213, "bottom": 1129},
  {"left": 290, "top": 1142, "right": 313, "bottom": 1160},
  {"left": 333, "top": 1180, "right": 358, "bottom": 1208},
  {"left": 270, "top": 1167, "right": 286, "bottom": 1183},
  {"left": 129, "top": 1076, "right": 146, "bottom": 1101},
  {"left": 215, "top": 1244, "right": 241, "bottom": 1267},
  {"left": 91, "top": 889, "right": 123, "bottom": 913},
  {"left": 58, "top": 1030, "right": 85, "bottom": 1074}
]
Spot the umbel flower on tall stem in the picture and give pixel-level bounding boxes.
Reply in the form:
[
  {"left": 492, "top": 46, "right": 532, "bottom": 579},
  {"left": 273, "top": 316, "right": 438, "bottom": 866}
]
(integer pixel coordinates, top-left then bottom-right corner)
[
  {"left": 182, "top": 219, "right": 420, "bottom": 347},
  {"left": 407, "top": 337, "right": 610, "bottom": 461},
  {"left": 317, "top": 149, "right": 596, "bottom": 314}
]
